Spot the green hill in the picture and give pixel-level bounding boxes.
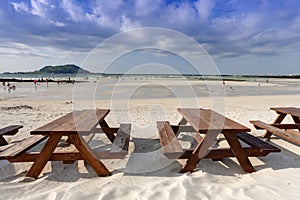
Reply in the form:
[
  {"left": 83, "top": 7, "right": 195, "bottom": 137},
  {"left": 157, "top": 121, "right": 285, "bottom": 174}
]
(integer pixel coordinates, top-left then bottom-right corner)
[{"left": 38, "top": 64, "right": 91, "bottom": 74}]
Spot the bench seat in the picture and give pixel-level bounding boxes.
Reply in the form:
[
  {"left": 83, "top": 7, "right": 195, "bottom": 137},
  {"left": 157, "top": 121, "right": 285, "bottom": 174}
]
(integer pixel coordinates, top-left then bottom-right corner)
[
  {"left": 174, "top": 132, "right": 280, "bottom": 159},
  {"left": 236, "top": 132, "right": 280, "bottom": 153},
  {"left": 0, "top": 125, "right": 23, "bottom": 146},
  {"left": 110, "top": 124, "right": 131, "bottom": 154},
  {"left": 157, "top": 121, "right": 183, "bottom": 158},
  {"left": 0, "top": 135, "right": 47, "bottom": 159},
  {"left": 250, "top": 120, "right": 300, "bottom": 145}
]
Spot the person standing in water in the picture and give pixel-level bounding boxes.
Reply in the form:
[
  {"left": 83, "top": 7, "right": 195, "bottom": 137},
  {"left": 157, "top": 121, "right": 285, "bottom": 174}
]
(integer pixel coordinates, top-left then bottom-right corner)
[{"left": 34, "top": 79, "right": 37, "bottom": 91}]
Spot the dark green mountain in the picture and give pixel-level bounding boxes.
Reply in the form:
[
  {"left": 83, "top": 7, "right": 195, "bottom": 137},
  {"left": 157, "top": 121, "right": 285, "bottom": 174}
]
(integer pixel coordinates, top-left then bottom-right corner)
[{"left": 38, "top": 64, "right": 91, "bottom": 74}]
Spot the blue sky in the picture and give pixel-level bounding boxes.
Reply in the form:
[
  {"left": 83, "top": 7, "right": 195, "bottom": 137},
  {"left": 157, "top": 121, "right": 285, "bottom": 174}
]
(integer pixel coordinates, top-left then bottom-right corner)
[{"left": 0, "top": 0, "right": 300, "bottom": 75}]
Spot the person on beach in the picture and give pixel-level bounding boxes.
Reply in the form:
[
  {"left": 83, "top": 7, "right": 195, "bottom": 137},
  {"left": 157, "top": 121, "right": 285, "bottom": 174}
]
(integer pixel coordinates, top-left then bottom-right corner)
[
  {"left": 33, "top": 79, "right": 37, "bottom": 91},
  {"left": 6, "top": 82, "right": 11, "bottom": 92}
]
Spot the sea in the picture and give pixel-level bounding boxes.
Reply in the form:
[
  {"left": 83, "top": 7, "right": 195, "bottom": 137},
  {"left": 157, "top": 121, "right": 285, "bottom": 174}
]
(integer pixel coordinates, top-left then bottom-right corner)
[{"left": 1, "top": 74, "right": 300, "bottom": 101}]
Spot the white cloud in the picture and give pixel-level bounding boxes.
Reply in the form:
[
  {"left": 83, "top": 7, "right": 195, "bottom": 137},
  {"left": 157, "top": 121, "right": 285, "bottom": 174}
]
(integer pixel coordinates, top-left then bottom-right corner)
[
  {"left": 120, "top": 16, "right": 141, "bottom": 31},
  {"left": 31, "top": 0, "right": 49, "bottom": 18},
  {"left": 2, "top": 0, "right": 300, "bottom": 74},
  {"left": 194, "top": 0, "right": 215, "bottom": 20},
  {"left": 49, "top": 20, "right": 65, "bottom": 27},
  {"left": 61, "top": 0, "right": 86, "bottom": 22},
  {"left": 134, "top": 0, "right": 163, "bottom": 16},
  {"left": 11, "top": 2, "right": 29, "bottom": 12}
]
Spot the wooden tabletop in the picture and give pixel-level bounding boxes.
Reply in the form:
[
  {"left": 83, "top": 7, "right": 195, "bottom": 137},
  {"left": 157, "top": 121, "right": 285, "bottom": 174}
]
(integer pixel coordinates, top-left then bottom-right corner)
[
  {"left": 177, "top": 108, "right": 250, "bottom": 133},
  {"left": 31, "top": 109, "right": 110, "bottom": 135},
  {"left": 271, "top": 107, "right": 300, "bottom": 118}
]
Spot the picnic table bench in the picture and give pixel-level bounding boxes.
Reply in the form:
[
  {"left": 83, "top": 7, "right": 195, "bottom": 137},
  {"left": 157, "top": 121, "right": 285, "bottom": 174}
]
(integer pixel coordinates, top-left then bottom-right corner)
[
  {"left": 251, "top": 107, "right": 300, "bottom": 145},
  {"left": 0, "top": 125, "right": 23, "bottom": 146},
  {"left": 157, "top": 108, "right": 280, "bottom": 173},
  {"left": 0, "top": 109, "right": 131, "bottom": 179}
]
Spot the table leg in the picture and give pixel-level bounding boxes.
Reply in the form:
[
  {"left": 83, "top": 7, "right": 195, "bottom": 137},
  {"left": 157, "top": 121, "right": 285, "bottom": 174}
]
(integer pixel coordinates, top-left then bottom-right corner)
[
  {"left": 26, "top": 135, "right": 62, "bottom": 179},
  {"left": 174, "top": 118, "right": 189, "bottom": 136},
  {"left": 178, "top": 117, "right": 187, "bottom": 125},
  {"left": 264, "top": 113, "right": 287, "bottom": 139},
  {"left": 71, "top": 134, "right": 111, "bottom": 176},
  {"left": 180, "top": 143, "right": 203, "bottom": 173},
  {"left": 0, "top": 135, "right": 8, "bottom": 146},
  {"left": 180, "top": 131, "right": 218, "bottom": 173},
  {"left": 223, "top": 132, "right": 255, "bottom": 173},
  {"left": 292, "top": 116, "right": 300, "bottom": 131},
  {"left": 99, "top": 119, "right": 115, "bottom": 143}
]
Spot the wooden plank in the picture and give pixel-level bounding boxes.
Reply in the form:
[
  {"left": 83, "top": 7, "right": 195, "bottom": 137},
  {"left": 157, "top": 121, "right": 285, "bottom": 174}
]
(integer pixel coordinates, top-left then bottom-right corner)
[
  {"left": 251, "top": 120, "right": 300, "bottom": 145},
  {"left": 178, "top": 117, "right": 187, "bottom": 125},
  {"left": 0, "top": 143, "right": 15, "bottom": 152},
  {"left": 111, "top": 124, "right": 131, "bottom": 153},
  {"left": 292, "top": 116, "right": 300, "bottom": 123},
  {"left": 264, "top": 113, "right": 287, "bottom": 139},
  {"left": 0, "top": 135, "right": 47, "bottom": 159},
  {"left": 292, "top": 116, "right": 300, "bottom": 132},
  {"left": 99, "top": 119, "right": 115, "bottom": 143},
  {"left": 157, "top": 122, "right": 173, "bottom": 153},
  {"left": 192, "top": 133, "right": 203, "bottom": 144},
  {"left": 180, "top": 129, "right": 219, "bottom": 173},
  {"left": 171, "top": 125, "right": 196, "bottom": 135},
  {"left": 177, "top": 108, "right": 250, "bottom": 133},
  {"left": 0, "top": 125, "right": 23, "bottom": 146},
  {"left": 166, "top": 147, "right": 277, "bottom": 159},
  {"left": 164, "top": 123, "right": 184, "bottom": 155},
  {"left": 0, "top": 136, "right": 9, "bottom": 146},
  {"left": 31, "top": 112, "right": 74, "bottom": 134},
  {"left": 157, "top": 121, "right": 183, "bottom": 156},
  {"left": 179, "top": 139, "right": 204, "bottom": 173},
  {"left": 94, "top": 127, "right": 119, "bottom": 134},
  {"left": 58, "top": 109, "right": 108, "bottom": 134},
  {"left": 271, "top": 107, "right": 300, "bottom": 118},
  {"left": 60, "top": 131, "right": 96, "bottom": 163},
  {"left": 8, "top": 150, "right": 128, "bottom": 162},
  {"left": 73, "top": 109, "right": 110, "bottom": 133},
  {"left": 223, "top": 131, "right": 255, "bottom": 173},
  {"left": 0, "top": 125, "right": 23, "bottom": 135},
  {"left": 82, "top": 133, "right": 95, "bottom": 144},
  {"left": 271, "top": 123, "right": 300, "bottom": 129},
  {"left": 31, "top": 109, "right": 110, "bottom": 135},
  {"left": 71, "top": 134, "right": 111, "bottom": 176},
  {"left": 26, "top": 135, "right": 62, "bottom": 179},
  {"left": 236, "top": 132, "right": 280, "bottom": 152}
]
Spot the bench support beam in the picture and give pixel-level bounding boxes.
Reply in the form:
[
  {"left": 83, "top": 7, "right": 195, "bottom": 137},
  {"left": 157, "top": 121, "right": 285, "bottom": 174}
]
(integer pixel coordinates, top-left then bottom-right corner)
[{"left": 26, "top": 135, "right": 62, "bottom": 179}]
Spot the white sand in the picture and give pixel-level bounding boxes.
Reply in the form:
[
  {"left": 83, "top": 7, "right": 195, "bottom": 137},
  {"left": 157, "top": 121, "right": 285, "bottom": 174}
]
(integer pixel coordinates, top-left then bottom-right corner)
[{"left": 0, "top": 79, "right": 300, "bottom": 199}]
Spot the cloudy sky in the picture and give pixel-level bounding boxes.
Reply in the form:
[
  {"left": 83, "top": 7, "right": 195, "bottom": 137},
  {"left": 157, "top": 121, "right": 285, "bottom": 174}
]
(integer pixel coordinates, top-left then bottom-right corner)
[{"left": 0, "top": 0, "right": 300, "bottom": 75}]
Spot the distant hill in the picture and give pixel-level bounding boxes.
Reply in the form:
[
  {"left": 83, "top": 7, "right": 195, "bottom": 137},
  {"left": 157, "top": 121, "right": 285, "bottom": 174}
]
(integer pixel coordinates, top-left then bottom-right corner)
[
  {"left": 2, "top": 64, "right": 92, "bottom": 75},
  {"left": 38, "top": 64, "right": 91, "bottom": 74}
]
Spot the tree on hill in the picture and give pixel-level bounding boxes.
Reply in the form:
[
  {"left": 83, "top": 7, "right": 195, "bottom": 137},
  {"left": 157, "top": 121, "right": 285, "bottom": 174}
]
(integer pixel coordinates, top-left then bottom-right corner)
[{"left": 38, "top": 64, "right": 91, "bottom": 74}]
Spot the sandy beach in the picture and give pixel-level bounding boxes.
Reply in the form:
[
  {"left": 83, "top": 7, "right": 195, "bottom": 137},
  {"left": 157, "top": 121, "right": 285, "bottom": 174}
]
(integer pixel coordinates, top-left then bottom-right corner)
[{"left": 0, "top": 78, "right": 299, "bottom": 200}]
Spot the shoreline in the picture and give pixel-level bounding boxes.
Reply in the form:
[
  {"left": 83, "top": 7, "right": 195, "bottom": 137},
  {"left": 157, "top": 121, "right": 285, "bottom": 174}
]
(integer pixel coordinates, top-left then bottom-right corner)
[
  {"left": 0, "top": 78, "right": 85, "bottom": 83},
  {"left": 0, "top": 78, "right": 299, "bottom": 199}
]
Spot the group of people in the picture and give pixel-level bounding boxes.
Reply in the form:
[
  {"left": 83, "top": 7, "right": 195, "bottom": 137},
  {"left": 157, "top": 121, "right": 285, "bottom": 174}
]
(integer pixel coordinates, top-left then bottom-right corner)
[{"left": 2, "top": 81, "right": 16, "bottom": 92}]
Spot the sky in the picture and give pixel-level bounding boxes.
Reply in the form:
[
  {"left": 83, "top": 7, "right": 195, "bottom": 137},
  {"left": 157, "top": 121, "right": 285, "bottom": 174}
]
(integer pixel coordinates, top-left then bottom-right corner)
[{"left": 0, "top": 0, "right": 300, "bottom": 75}]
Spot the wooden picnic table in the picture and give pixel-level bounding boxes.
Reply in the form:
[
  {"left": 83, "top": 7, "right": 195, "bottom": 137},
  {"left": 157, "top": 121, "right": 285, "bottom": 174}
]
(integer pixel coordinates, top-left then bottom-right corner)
[
  {"left": 157, "top": 108, "right": 280, "bottom": 173},
  {"left": 0, "top": 125, "right": 23, "bottom": 146},
  {"left": 251, "top": 107, "right": 300, "bottom": 145},
  {"left": 0, "top": 109, "right": 131, "bottom": 179}
]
